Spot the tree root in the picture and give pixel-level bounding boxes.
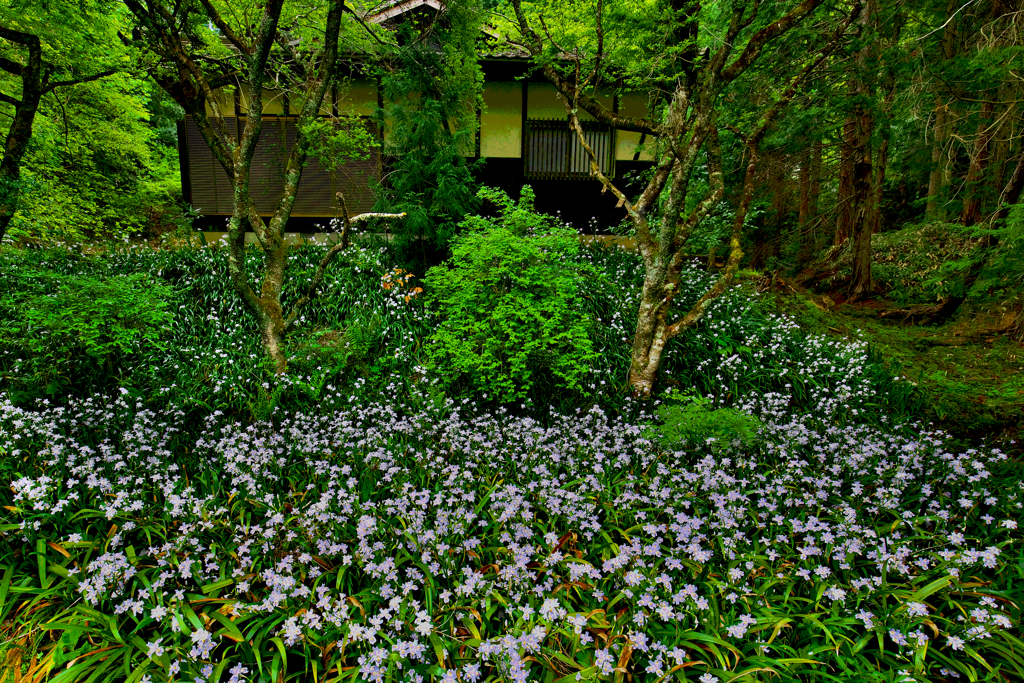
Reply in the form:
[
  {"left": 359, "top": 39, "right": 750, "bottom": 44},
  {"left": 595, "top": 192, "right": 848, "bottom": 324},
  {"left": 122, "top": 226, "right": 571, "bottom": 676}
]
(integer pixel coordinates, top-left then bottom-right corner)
[{"left": 877, "top": 302, "right": 946, "bottom": 323}]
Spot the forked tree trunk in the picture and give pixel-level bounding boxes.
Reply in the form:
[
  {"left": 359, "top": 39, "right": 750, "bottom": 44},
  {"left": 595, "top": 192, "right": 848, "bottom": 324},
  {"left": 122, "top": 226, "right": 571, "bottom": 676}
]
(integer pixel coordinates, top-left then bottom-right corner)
[{"left": 511, "top": 0, "right": 856, "bottom": 396}]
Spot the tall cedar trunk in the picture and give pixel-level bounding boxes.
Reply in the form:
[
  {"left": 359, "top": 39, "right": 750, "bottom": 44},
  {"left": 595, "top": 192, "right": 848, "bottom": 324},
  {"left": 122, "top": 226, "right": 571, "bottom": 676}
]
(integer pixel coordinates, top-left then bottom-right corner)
[
  {"left": 926, "top": 101, "right": 950, "bottom": 220},
  {"left": 835, "top": 116, "right": 857, "bottom": 245},
  {"left": 926, "top": 0, "right": 958, "bottom": 220},
  {"left": 759, "top": 152, "right": 788, "bottom": 269},
  {"left": 847, "top": 0, "right": 876, "bottom": 300},
  {"left": 798, "top": 141, "right": 823, "bottom": 264},
  {"left": 848, "top": 106, "right": 874, "bottom": 299},
  {"left": 871, "top": 134, "right": 889, "bottom": 234},
  {"left": 811, "top": 140, "right": 822, "bottom": 218},
  {"left": 797, "top": 140, "right": 822, "bottom": 263},
  {"left": 960, "top": 100, "right": 994, "bottom": 226},
  {"left": 989, "top": 80, "right": 1016, "bottom": 199},
  {"left": 798, "top": 147, "right": 813, "bottom": 228}
]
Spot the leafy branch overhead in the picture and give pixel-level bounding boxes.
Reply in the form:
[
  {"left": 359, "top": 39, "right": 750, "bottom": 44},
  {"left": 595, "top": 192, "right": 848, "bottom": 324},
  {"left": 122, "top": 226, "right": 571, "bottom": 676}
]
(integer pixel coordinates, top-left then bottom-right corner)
[{"left": 0, "top": 3, "right": 126, "bottom": 245}]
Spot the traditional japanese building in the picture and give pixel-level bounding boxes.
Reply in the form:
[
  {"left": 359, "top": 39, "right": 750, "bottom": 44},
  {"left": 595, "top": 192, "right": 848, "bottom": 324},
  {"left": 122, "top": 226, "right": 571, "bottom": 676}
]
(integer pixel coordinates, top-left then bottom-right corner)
[{"left": 178, "top": 0, "right": 653, "bottom": 233}]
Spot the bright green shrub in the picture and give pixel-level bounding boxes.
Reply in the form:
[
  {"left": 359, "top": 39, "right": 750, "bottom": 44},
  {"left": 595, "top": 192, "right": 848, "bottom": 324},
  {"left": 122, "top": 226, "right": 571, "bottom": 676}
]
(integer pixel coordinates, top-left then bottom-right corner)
[
  {"left": 650, "top": 389, "right": 763, "bottom": 449},
  {"left": 0, "top": 271, "right": 175, "bottom": 400},
  {"left": 424, "top": 186, "right": 597, "bottom": 402}
]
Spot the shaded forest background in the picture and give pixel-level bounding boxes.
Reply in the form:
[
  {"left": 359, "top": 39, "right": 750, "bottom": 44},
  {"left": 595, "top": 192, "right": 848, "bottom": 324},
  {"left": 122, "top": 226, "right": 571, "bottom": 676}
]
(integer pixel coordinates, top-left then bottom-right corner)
[{"left": 1, "top": 0, "right": 1023, "bottom": 319}]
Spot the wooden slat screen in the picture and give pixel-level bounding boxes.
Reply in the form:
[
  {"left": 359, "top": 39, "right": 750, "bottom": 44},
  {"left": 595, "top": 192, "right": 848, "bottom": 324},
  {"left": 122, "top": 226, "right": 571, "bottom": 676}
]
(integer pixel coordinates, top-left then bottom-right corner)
[
  {"left": 524, "top": 119, "right": 615, "bottom": 180},
  {"left": 184, "top": 116, "right": 379, "bottom": 217},
  {"left": 249, "top": 119, "right": 286, "bottom": 214},
  {"left": 335, "top": 121, "right": 379, "bottom": 216},
  {"left": 185, "top": 116, "right": 237, "bottom": 215},
  {"left": 284, "top": 120, "right": 335, "bottom": 216}
]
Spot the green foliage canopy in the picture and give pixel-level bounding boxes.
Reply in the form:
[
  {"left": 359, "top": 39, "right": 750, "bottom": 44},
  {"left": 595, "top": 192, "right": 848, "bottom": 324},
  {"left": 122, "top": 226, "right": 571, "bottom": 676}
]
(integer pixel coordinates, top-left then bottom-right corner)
[{"left": 9, "top": 77, "right": 183, "bottom": 243}]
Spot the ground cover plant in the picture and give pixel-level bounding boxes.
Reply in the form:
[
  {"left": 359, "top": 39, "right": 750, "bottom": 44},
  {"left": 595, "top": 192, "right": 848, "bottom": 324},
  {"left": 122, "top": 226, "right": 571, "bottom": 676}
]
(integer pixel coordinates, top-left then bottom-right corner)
[
  {"left": 763, "top": 277, "right": 1024, "bottom": 455},
  {"left": 1, "top": 213, "right": 1021, "bottom": 682},
  {"left": 1, "top": 387, "right": 1021, "bottom": 683}
]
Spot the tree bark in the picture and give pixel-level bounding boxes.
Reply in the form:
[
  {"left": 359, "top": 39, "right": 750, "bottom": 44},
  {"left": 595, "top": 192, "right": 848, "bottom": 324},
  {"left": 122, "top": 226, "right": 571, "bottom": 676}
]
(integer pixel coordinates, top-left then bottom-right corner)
[
  {"left": 926, "top": 0, "right": 959, "bottom": 221},
  {"left": 847, "top": 0, "right": 877, "bottom": 300},
  {"left": 512, "top": 0, "right": 855, "bottom": 396},
  {"left": 847, "top": 105, "right": 874, "bottom": 299},
  {"left": 960, "top": 100, "right": 995, "bottom": 226},
  {"left": 835, "top": 116, "right": 857, "bottom": 245}
]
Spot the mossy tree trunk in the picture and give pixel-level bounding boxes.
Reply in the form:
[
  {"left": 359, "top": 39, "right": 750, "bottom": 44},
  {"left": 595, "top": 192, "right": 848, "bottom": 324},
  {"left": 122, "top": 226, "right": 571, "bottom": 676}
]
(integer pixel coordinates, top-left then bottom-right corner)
[
  {"left": 511, "top": 0, "right": 861, "bottom": 396},
  {"left": 123, "top": 0, "right": 402, "bottom": 372}
]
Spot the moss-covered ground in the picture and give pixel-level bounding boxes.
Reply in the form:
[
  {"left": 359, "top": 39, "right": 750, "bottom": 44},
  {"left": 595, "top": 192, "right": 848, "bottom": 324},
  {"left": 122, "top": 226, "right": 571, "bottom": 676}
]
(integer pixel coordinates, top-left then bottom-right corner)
[{"left": 764, "top": 281, "right": 1024, "bottom": 458}]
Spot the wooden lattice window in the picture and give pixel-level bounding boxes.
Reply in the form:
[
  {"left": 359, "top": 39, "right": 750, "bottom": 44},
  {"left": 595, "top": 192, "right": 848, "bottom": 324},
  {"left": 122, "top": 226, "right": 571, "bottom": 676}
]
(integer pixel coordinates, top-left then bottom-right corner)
[{"left": 523, "top": 118, "right": 615, "bottom": 180}]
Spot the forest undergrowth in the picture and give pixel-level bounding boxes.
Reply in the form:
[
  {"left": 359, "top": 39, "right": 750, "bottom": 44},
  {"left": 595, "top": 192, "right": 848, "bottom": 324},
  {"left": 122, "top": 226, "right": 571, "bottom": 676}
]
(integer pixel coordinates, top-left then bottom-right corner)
[{"left": 0, "top": 233, "right": 1021, "bottom": 683}]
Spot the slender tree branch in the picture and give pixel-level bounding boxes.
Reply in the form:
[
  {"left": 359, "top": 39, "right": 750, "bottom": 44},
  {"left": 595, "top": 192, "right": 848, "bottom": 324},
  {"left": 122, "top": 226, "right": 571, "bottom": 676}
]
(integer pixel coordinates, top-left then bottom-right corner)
[
  {"left": 591, "top": 0, "right": 604, "bottom": 88},
  {"left": 537, "top": 14, "right": 572, "bottom": 57},
  {"left": 197, "top": 0, "right": 251, "bottom": 54},
  {"left": 285, "top": 195, "right": 405, "bottom": 329},
  {"left": 0, "top": 55, "right": 24, "bottom": 76},
  {"left": 721, "top": 0, "right": 823, "bottom": 83},
  {"left": 344, "top": 3, "right": 389, "bottom": 46},
  {"left": 673, "top": 126, "right": 723, "bottom": 249},
  {"left": 508, "top": 0, "right": 658, "bottom": 135},
  {"left": 556, "top": 87, "right": 656, "bottom": 259},
  {"left": 0, "top": 91, "right": 19, "bottom": 107},
  {"left": 41, "top": 69, "right": 117, "bottom": 94}
]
